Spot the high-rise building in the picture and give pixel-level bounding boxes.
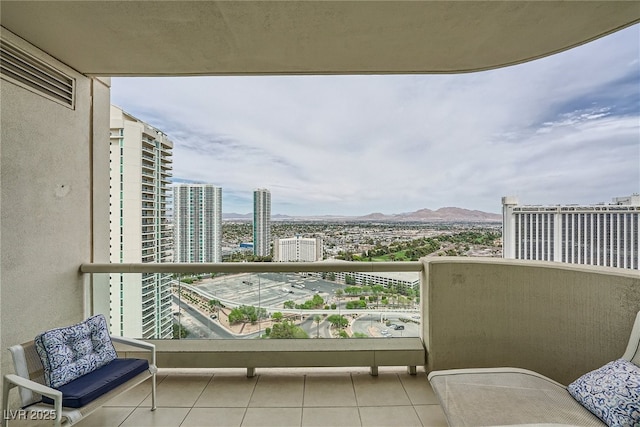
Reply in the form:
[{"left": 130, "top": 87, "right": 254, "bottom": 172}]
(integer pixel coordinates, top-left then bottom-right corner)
[
  {"left": 253, "top": 188, "right": 271, "bottom": 257},
  {"left": 173, "top": 184, "right": 222, "bottom": 263},
  {"left": 502, "top": 195, "right": 639, "bottom": 269},
  {"left": 109, "top": 105, "right": 173, "bottom": 339},
  {"left": 274, "top": 236, "right": 323, "bottom": 262}
]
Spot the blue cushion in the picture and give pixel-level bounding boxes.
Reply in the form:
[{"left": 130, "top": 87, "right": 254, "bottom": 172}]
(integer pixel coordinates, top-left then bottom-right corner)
[
  {"left": 35, "top": 314, "right": 117, "bottom": 388},
  {"left": 568, "top": 358, "right": 640, "bottom": 427},
  {"left": 42, "top": 358, "right": 149, "bottom": 408}
]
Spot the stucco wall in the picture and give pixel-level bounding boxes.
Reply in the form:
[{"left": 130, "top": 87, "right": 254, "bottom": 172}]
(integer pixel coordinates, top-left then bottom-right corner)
[
  {"left": 0, "top": 28, "right": 108, "bottom": 408},
  {"left": 423, "top": 257, "right": 640, "bottom": 385}
]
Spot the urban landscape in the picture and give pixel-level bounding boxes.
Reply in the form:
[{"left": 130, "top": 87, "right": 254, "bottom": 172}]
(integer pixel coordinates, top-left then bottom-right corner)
[
  {"left": 2, "top": 4, "right": 639, "bottom": 427},
  {"left": 108, "top": 105, "right": 638, "bottom": 341}
]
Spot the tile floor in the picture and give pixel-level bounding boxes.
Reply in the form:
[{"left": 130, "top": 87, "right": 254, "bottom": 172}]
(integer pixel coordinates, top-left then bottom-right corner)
[{"left": 65, "top": 367, "right": 447, "bottom": 427}]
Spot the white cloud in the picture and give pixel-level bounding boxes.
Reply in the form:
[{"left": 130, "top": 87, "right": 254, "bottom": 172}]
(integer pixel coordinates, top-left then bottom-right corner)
[{"left": 112, "top": 25, "right": 640, "bottom": 215}]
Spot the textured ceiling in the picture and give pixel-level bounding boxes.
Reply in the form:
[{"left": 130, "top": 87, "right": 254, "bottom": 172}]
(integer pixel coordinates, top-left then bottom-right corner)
[{"left": 1, "top": 1, "right": 639, "bottom": 76}]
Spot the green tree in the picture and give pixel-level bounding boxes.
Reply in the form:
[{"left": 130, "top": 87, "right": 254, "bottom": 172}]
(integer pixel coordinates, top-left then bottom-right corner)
[
  {"left": 344, "top": 286, "right": 361, "bottom": 296},
  {"left": 311, "top": 294, "right": 324, "bottom": 307},
  {"left": 228, "top": 307, "right": 245, "bottom": 323},
  {"left": 314, "top": 315, "right": 322, "bottom": 338},
  {"left": 228, "top": 305, "right": 267, "bottom": 324},
  {"left": 208, "top": 298, "right": 223, "bottom": 317},
  {"left": 172, "top": 323, "right": 189, "bottom": 339},
  {"left": 327, "top": 314, "right": 348, "bottom": 329},
  {"left": 272, "top": 312, "right": 283, "bottom": 322},
  {"left": 283, "top": 300, "right": 296, "bottom": 309},
  {"left": 269, "top": 320, "right": 309, "bottom": 339}
]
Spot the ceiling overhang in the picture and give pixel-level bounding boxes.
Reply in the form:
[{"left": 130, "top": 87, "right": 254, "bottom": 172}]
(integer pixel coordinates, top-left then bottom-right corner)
[{"left": 1, "top": 1, "right": 639, "bottom": 76}]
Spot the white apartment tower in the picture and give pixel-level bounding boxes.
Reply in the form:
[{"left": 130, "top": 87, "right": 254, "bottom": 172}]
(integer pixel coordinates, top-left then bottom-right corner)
[
  {"left": 173, "top": 184, "right": 222, "bottom": 262},
  {"left": 253, "top": 188, "right": 271, "bottom": 257},
  {"left": 109, "top": 105, "right": 173, "bottom": 339},
  {"left": 502, "top": 195, "right": 639, "bottom": 269},
  {"left": 274, "top": 236, "right": 323, "bottom": 262}
]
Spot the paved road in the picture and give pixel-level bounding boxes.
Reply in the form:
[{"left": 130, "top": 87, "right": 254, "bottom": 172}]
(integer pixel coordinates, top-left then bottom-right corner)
[
  {"left": 173, "top": 295, "right": 234, "bottom": 338},
  {"left": 299, "top": 316, "right": 332, "bottom": 338},
  {"left": 351, "top": 313, "right": 420, "bottom": 338}
]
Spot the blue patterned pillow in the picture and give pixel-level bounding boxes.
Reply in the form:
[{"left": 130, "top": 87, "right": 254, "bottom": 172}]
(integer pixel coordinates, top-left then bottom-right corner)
[
  {"left": 568, "top": 358, "right": 640, "bottom": 427},
  {"left": 35, "top": 314, "right": 117, "bottom": 388}
]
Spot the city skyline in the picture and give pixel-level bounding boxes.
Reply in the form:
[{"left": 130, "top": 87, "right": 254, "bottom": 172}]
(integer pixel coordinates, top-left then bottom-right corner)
[{"left": 111, "top": 24, "right": 639, "bottom": 217}]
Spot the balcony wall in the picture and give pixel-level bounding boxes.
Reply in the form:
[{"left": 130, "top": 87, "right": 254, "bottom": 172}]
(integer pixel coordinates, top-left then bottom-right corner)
[
  {"left": 423, "top": 257, "right": 640, "bottom": 385},
  {"left": 0, "top": 28, "right": 110, "bottom": 408}
]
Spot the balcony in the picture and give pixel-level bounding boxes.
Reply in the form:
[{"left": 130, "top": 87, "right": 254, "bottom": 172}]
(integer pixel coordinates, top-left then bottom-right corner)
[
  {"left": 80, "top": 259, "right": 639, "bottom": 385},
  {"left": 31, "top": 367, "right": 444, "bottom": 427},
  {"left": 4, "top": 259, "right": 636, "bottom": 426},
  {"left": 2, "top": 4, "right": 640, "bottom": 426}
]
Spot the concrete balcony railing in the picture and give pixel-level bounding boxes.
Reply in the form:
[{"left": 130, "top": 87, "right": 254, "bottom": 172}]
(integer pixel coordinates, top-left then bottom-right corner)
[{"left": 79, "top": 258, "right": 639, "bottom": 385}]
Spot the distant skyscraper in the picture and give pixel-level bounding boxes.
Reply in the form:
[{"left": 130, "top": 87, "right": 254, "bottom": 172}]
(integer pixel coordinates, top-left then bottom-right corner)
[
  {"left": 109, "top": 105, "right": 173, "bottom": 339},
  {"left": 274, "top": 236, "right": 323, "bottom": 262},
  {"left": 502, "top": 194, "right": 639, "bottom": 269},
  {"left": 173, "top": 184, "right": 222, "bottom": 262},
  {"left": 253, "top": 188, "right": 271, "bottom": 257}
]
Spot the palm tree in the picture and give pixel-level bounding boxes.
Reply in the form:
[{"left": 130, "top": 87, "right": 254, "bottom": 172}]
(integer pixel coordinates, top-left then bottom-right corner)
[{"left": 314, "top": 315, "right": 322, "bottom": 338}]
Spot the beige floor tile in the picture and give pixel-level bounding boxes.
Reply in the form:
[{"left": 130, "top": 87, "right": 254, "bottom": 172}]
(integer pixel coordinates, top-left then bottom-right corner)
[
  {"left": 195, "top": 375, "right": 258, "bottom": 408},
  {"left": 352, "top": 373, "right": 411, "bottom": 406},
  {"left": 104, "top": 375, "right": 167, "bottom": 407},
  {"left": 6, "top": 416, "right": 62, "bottom": 427},
  {"left": 120, "top": 407, "right": 190, "bottom": 427},
  {"left": 248, "top": 376, "right": 304, "bottom": 407},
  {"left": 74, "top": 407, "right": 135, "bottom": 427},
  {"left": 180, "top": 407, "right": 246, "bottom": 427},
  {"left": 413, "top": 405, "right": 448, "bottom": 427},
  {"left": 140, "top": 375, "right": 212, "bottom": 407},
  {"left": 303, "top": 374, "right": 357, "bottom": 407},
  {"left": 301, "top": 407, "right": 361, "bottom": 427},
  {"left": 358, "top": 406, "right": 421, "bottom": 427},
  {"left": 398, "top": 373, "right": 440, "bottom": 405},
  {"left": 241, "top": 408, "right": 302, "bottom": 427}
]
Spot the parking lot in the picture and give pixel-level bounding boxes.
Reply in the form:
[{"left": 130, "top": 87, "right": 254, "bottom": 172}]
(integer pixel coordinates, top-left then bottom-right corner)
[
  {"left": 179, "top": 272, "right": 421, "bottom": 338},
  {"left": 195, "top": 272, "right": 336, "bottom": 309}
]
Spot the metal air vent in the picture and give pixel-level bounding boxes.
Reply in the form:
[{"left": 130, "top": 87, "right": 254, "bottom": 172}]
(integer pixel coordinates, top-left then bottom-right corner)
[{"left": 0, "top": 41, "right": 75, "bottom": 108}]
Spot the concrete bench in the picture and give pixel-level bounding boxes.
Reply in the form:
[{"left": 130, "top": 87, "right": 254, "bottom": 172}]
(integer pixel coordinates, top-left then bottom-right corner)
[{"left": 119, "top": 337, "right": 426, "bottom": 377}]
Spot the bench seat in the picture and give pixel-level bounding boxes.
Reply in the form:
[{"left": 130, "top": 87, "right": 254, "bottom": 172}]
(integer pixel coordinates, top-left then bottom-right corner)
[
  {"left": 3, "top": 336, "right": 156, "bottom": 426},
  {"left": 42, "top": 358, "right": 149, "bottom": 408}
]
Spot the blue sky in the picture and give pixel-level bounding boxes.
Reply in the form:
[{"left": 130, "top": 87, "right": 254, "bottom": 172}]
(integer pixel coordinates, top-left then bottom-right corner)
[{"left": 112, "top": 24, "right": 639, "bottom": 216}]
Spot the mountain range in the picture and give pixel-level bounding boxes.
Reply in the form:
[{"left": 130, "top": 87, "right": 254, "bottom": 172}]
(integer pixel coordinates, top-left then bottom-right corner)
[{"left": 223, "top": 207, "right": 501, "bottom": 222}]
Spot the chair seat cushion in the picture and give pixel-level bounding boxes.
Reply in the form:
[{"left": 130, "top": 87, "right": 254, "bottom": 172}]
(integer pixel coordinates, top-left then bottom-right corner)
[{"left": 42, "top": 358, "right": 149, "bottom": 408}]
